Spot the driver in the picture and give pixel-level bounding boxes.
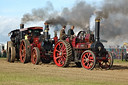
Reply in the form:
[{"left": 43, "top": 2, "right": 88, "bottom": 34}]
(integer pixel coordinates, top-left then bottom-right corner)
[{"left": 59, "top": 25, "right": 66, "bottom": 40}]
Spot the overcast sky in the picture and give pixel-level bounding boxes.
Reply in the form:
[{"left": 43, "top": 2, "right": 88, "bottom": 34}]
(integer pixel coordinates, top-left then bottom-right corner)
[{"left": 0, "top": 0, "right": 103, "bottom": 43}]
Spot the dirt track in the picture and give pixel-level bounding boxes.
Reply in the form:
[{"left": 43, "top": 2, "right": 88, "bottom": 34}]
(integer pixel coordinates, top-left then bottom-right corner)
[{"left": 0, "top": 58, "right": 128, "bottom": 85}]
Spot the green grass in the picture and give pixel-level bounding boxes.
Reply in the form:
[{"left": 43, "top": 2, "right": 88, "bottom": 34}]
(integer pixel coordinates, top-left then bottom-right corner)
[
  {"left": 114, "top": 59, "right": 128, "bottom": 64},
  {"left": 0, "top": 58, "right": 128, "bottom": 85},
  {"left": 0, "top": 72, "right": 119, "bottom": 85}
]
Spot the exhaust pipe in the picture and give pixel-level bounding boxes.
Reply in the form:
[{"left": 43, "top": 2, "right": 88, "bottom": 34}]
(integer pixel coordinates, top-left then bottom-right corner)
[
  {"left": 20, "top": 24, "right": 24, "bottom": 29},
  {"left": 95, "top": 19, "right": 100, "bottom": 42},
  {"left": 44, "top": 22, "right": 50, "bottom": 40}
]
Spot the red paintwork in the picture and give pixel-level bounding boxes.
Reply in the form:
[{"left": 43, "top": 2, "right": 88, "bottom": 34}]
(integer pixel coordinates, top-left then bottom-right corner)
[
  {"left": 85, "top": 34, "right": 91, "bottom": 42},
  {"left": 65, "top": 33, "right": 93, "bottom": 49},
  {"left": 53, "top": 41, "right": 67, "bottom": 67},
  {"left": 20, "top": 27, "right": 43, "bottom": 31},
  {"left": 31, "top": 48, "right": 37, "bottom": 64},
  {"left": 81, "top": 52, "right": 95, "bottom": 69},
  {"left": 54, "top": 36, "right": 58, "bottom": 45},
  {"left": 98, "top": 52, "right": 112, "bottom": 69},
  {"left": 54, "top": 33, "right": 95, "bottom": 67},
  {"left": 19, "top": 40, "right": 26, "bottom": 63},
  {"left": 20, "top": 26, "right": 58, "bottom": 64},
  {"left": 31, "top": 37, "right": 41, "bottom": 50}
]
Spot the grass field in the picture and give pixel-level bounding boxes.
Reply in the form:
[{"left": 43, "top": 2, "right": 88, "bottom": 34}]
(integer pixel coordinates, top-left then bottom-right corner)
[{"left": 0, "top": 58, "right": 128, "bottom": 85}]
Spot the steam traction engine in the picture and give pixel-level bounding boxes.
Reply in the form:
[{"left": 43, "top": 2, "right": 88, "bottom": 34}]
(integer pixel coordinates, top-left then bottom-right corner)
[
  {"left": 7, "top": 29, "right": 20, "bottom": 62},
  {"left": 7, "top": 24, "right": 58, "bottom": 64},
  {"left": 53, "top": 19, "right": 113, "bottom": 70}
]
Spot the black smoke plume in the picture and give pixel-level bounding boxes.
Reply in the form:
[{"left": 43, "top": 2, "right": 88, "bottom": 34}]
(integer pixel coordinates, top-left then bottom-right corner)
[
  {"left": 97, "top": 0, "right": 128, "bottom": 46},
  {"left": 96, "top": 0, "right": 128, "bottom": 19},
  {"left": 21, "top": 1, "right": 95, "bottom": 28}
]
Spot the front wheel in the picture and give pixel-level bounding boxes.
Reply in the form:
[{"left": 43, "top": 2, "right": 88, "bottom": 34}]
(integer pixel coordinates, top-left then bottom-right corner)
[
  {"left": 81, "top": 50, "right": 96, "bottom": 70},
  {"left": 99, "top": 52, "right": 113, "bottom": 69},
  {"left": 31, "top": 47, "right": 40, "bottom": 65}
]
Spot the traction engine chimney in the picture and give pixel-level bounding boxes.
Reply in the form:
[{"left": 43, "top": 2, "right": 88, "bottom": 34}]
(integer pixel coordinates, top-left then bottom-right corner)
[
  {"left": 95, "top": 19, "right": 100, "bottom": 42},
  {"left": 44, "top": 22, "right": 50, "bottom": 40},
  {"left": 20, "top": 24, "right": 24, "bottom": 29}
]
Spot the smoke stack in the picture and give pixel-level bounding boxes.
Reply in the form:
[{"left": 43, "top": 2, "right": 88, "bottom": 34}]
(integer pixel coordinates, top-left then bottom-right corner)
[
  {"left": 95, "top": 19, "right": 100, "bottom": 42},
  {"left": 20, "top": 24, "right": 24, "bottom": 29},
  {"left": 44, "top": 22, "right": 50, "bottom": 40},
  {"left": 44, "top": 22, "right": 49, "bottom": 32}
]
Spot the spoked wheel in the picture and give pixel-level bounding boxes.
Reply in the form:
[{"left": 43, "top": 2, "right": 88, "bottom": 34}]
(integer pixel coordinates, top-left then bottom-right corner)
[
  {"left": 99, "top": 52, "right": 113, "bottom": 69},
  {"left": 81, "top": 50, "right": 96, "bottom": 70},
  {"left": 53, "top": 40, "right": 72, "bottom": 67},
  {"left": 7, "top": 46, "right": 16, "bottom": 62},
  {"left": 31, "top": 47, "right": 40, "bottom": 65},
  {"left": 7, "top": 41, "right": 13, "bottom": 51},
  {"left": 19, "top": 40, "right": 31, "bottom": 63}
]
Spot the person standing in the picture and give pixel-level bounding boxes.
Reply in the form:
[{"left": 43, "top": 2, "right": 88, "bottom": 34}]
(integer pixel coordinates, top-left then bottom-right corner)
[
  {"left": 59, "top": 25, "right": 66, "bottom": 40},
  {"left": 68, "top": 26, "right": 75, "bottom": 40},
  {"left": 68, "top": 26, "right": 75, "bottom": 37},
  {"left": 25, "top": 34, "right": 28, "bottom": 40}
]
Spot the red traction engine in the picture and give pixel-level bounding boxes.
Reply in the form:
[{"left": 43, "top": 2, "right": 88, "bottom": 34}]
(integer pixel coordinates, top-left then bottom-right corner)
[
  {"left": 19, "top": 24, "right": 58, "bottom": 64},
  {"left": 53, "top": 19, "right": 113, "bottom": 70}
]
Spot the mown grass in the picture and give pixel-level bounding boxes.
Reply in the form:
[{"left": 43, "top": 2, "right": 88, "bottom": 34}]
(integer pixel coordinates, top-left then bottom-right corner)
[
  {"left": 114, "top": 59, "right": 128, "bottom": 64},
  {"left": 0, "top": 72, "right": 120, "bottom": 85},
  {"left": 0, "top": 58, "right": 128, "bottom": 85}
]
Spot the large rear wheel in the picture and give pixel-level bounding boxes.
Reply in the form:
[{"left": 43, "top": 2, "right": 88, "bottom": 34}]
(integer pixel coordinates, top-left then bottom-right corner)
[
  {"left": 7, "top": 41, "right": 16, "bottom": 62},
  {"left": 53, "top": 40, "right": 72, "bottom": 67},
  {"left": 31, "top": 47, "right": 40, "bottom": 65},
  {"left": 19, "top": 40, "right": 31, "bottom": 63},
  {"left": 81, "top": 50, "right": 96, "bottom": 70},
  {"left": 99, "top": 52, "right": 113, "bottom": 69},
  {"left": 7, "top": 41, "right": 13, "bottom": 51},
  {"left": 7, "top": 46, "right": 16, "bottom": 62}
]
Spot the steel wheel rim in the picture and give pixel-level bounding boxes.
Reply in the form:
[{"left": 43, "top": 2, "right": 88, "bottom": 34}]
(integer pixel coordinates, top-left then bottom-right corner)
[
  {"left": 53, "top": 42, "right": 67, "bottom": 67},
  {"left": 99, "top": 53, "right": 112, "bottom": 69},
  {"left": 31, "top": 48, "right": 37, "bottom": 64},
  {"left": 81, "top": 52, "right": 95, "bottom": 69},
  {"left": 20, "top": 41, "right": 26, "bottom": 63},
  {"left": 9, "top": 48, "right": 11, "bottom": 61}
]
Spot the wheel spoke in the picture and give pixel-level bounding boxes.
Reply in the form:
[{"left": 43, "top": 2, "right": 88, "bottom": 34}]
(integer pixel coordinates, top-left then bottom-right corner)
[
  {"left": 61, "top": 44, "right": 64, "bottom": 51},
  {"left": 55, "top": 49, "right": 60, "bottom": 53},
  {"left": 58, "top": 59, "right": 62, "bottom": 65},
  {"left": 62, "top": 48, "right": 66, "bottom": 53},
  {"left": 62, "top": 55, "right": 66, "bottom": 61},
  {"left": 58, "top": 43, "right": 62, "bottom": 50},
  {"left": 85, "top": 54, "right": 88, "bottom": 58},
  {"left": 89, "top": 59, "right": 94, "bottom": 62},
  {"left": 87, "top": 63, "right": 89, "bottom": 67},
  {"left": 63, "top": 52, "right": 67, "bottom": 55},
  {"left": 87, "top": 53, "right": 91, "bottom": 58},
  {"left": 55, "top": 56, "right": 61, "bottom": 60},
  {"left": 105, "top": 62, "right": 109, "bottom": 67}
]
